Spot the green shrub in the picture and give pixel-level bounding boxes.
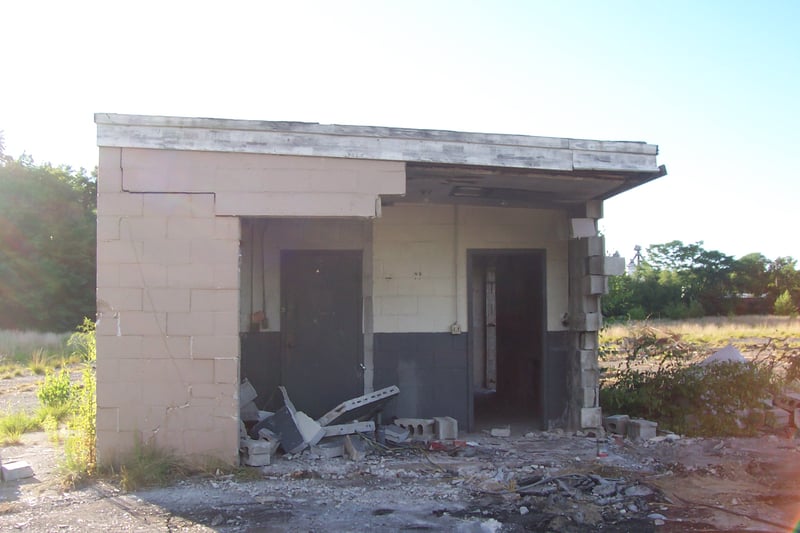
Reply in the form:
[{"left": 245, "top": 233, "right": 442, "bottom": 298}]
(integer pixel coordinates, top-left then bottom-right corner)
[
  {"left": 37, "top": 368, "right": 74, "bottom": 408},
  {"left": 600, "top": 326, "right": 778, "bottom": 436},
  {"left": 62, "top": 366, "right": 96, "bottom": 487},
  {"left": 68, "top": 318, "right": 96, "bottom": 363},
  {"left": 774, "top": 290, "right": 798, "bottom": 317}
]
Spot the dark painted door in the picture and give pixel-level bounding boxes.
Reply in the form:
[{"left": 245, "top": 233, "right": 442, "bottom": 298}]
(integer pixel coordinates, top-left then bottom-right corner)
[{"left": 281, "top": 250, "right": 363, "bottom": 419}]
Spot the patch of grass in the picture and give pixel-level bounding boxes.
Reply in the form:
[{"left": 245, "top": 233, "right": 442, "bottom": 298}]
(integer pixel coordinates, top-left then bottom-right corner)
[
  {"left": 602, "top": 315, "right": 800, "bottom": 347},
  {"left": 0, "top": 365, "right": 24, "bottom": 379},
  {"left": 0, "top": 330, "right": 70, "bottom": 364},
  {"left": 28, "top": 347, "right": 50, "bottom": 375},
  {"left": 112, "top": 441, "right": 192, "bottom": 492},
  {"left": 0, "top": 411, "right": 41, "bottom": 445}
]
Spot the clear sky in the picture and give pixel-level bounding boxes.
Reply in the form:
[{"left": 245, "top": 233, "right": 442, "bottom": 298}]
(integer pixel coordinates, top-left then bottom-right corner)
[{"left": 2, "top": 1, "right": 798, "bottom": 262}]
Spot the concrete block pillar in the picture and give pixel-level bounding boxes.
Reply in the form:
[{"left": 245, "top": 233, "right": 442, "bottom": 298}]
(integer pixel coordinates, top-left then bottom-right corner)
[{"left": 566, "top": 201, "right": 609, "bottom": 430}]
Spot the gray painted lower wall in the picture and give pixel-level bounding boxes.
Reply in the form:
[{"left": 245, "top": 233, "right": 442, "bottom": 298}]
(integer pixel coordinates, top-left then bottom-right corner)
[
  {"left": 240, "top": 332, "right": 282, "bottom": 411},
  {"left": 374, "top": 333, "right": 470, "bottom": 429},
  {"left": 543, "top": 330, "right": 571, "bottom": 429},
  {"left": 242, "top": 330, "right": 570, "bottom": 432}
]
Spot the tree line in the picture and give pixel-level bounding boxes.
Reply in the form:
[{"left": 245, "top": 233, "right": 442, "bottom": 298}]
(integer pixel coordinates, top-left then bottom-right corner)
[
  {"left": 603, "top": 240, "right": 800, "bottom": 320},
  {"left": 0, "top": 141, "right": 96, "bottom": 331}
]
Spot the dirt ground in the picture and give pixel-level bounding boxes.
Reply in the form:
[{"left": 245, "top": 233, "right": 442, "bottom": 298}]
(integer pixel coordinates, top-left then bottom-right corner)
[{"left": 1, "top": 373, "right": 799, "bottom": 532}]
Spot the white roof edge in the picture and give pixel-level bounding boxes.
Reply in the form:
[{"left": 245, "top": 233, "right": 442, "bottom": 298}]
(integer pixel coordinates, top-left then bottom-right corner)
[{"left": 95, "top": 113, "right": 661, "bottom": 173}]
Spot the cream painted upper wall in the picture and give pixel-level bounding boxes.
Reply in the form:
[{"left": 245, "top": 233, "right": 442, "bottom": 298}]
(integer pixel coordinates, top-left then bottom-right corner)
[
  {"left": 372, "top": 204, "right": 570, "bottom": 333},
  {"left": 120, "top": 148, "right": 405, "bottom": 218},
  {"left": 240, "top": 219, "right": 369, "bottom": 332}
]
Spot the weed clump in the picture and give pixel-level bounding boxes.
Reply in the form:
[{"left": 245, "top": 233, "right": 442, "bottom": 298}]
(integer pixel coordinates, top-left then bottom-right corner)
[{"left": 600, "top": 325, "right": 792, "bottom": 436}]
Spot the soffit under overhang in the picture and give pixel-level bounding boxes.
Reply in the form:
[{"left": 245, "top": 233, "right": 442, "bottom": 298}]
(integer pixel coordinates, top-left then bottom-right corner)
[{"left": 393, "top": 162, "right": 667, "bottom": 210}]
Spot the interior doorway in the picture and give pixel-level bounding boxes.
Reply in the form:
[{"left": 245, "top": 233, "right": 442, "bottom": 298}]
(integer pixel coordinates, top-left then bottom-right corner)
[{"left": 468, "top": 250, "right": 546, "bottom": 429}]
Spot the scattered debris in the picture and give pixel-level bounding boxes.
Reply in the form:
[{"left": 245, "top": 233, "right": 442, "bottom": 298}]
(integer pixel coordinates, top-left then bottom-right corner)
[{"left": 489, "top": 426, "right": 511, "bottom": 438}]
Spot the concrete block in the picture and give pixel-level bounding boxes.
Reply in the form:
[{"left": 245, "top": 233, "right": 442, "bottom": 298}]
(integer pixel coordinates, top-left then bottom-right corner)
[
  {"left": 240, "top": 401, "right": 260, "bottom": 423},
  {"left": 241, "top": 451, "right": 271, "bottom": 467},
  {"left": 581, "top": 407, "right": 603, "bottom": 429},
  {"left": 603, "top": 414, "right": 630, "bottom": 435},
  {"left": 394, "top": 418, "right": 435, "bottom": 439},
  {"left": 2, "top": 461, "right": 34, "bottom": 481},
  {"left": 585, "top": 200, "right": 603, "bottom": 220},
  {"left": 240, "top": 438, "right": 278, "bottom": 457},
  {"left": 344, "top": 434, "right": 368, "bottom": 461},
  {"left": 586, "top": 255, "right": 625, "bottom": 276},
  {"left": 627, "top": 419, "right": 658, "bottom": 440},
  {"left": 765, "top": 408, "right": 791, "bottom": 429},
  {"left": 433, "top": 416, "right": 458, "bottom": 440},
  {"left": 774, "top": 392, "right": 800, "bottom": 412},
  {"left": 579, "top": 333, "right": 598, "bottom": 351},
  {"left": 490, "top": 426, "right": 511, "bottom": 437},
  {"left": 382, "top": 424, "right": 410, "bottom": 444},
  {"left": 584, "top": 275, "right": 608, "bottom": 296},
  {"left": 579, "top": 349, "right": 599, "bottom": 371},
  {"left": 570, "top": 218, "right": 597, "bottom": 238},
  {"left": 311, "top": 439, "right": 345, "bottom": 459},
  {"left": 575, "top": 312, "right": 602, "bottom": 332},
  {"left": 604, "top": 256, "right": 626, "bottom": 276},
  {"left": 239, "top": 378, "right": 258, "bottom": 406}
]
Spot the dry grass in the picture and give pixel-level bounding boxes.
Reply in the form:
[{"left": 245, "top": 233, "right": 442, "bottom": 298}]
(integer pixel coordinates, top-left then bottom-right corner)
[{"left": 602, "top": 315, "right": 800, "bottom": 346}]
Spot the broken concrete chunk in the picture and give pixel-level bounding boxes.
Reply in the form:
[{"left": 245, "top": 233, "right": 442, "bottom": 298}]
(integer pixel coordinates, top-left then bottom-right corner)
[
  {"left": 241, "top": 452, "right": 271, "bottom": 467},
  {"left": 1, "top": 460, "right": 34, "bottom": 481},
  {"left": 240, "top": 400, "right": 260, "bottom": 423},
  {"left": 316, "top": 385, "right": 400, "bottom": 427},
  {"left": 322, "top": 420, "right": 375, "bottom": 438},
  {"left": 311, "top": 438, "right": 345, "bottom": 459},
  {"left": 603, "top": 414, "right": 630, "bottom": 436},
  {"left": 700, "top": 344, "right": 745, "bottom": 366},
  {"left": 774, "top": 392, "right": 800, "bottom": 413},
  {"left": 295, "top": 411, "right": 325, "bottom": 447},
  {"left": 490, "top": 426, "right": 511, "bottom": 438},
  {"left": 765, "top": 407, "right": 791, "bottom": 429},
  {"left": 381, "top": 424, "right": 410, "bottom": 444},
  {"left": 344, "top": 434, "right": 367, "bottom": 461},
  {"left": 627, "top": 419, "right": 658, "bottom": 441},
  {"left": 433, "top": 416, "right": 458, "bottom": 440},
  {"left": 239, "top": 379, "right": 258, "bottom": 407},
  {"left": 240, "top": 437, "right": 278, "bottom": 457}
]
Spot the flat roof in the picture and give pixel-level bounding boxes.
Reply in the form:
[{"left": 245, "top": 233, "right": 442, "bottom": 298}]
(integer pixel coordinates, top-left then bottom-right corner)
[{"left": 96, "top": 113, "right": 662, "bottom": 173}]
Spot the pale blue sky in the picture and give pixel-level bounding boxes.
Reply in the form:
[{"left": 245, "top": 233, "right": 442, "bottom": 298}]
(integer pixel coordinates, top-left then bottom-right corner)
[{"left": 2, "top": 1, "right": 798, "bottom": 262}]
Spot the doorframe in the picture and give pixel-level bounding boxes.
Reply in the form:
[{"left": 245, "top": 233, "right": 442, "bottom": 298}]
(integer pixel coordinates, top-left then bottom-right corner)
[{"left": 466, "top": 249, "right": 548, "bottom": 430}]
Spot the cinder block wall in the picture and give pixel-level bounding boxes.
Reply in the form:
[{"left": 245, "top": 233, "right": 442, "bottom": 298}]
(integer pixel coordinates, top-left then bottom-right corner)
[
  {"left": 96, "top": 147, "right": 241, "bottom": 465},
  {"left": 372, "top": 204, "right": 569, "bottom": 333}
]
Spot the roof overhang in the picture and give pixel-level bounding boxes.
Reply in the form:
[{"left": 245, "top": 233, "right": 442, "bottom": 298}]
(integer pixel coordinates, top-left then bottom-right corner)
[{"left": 95, "top": 113, "right": 666, "bottom": 208}]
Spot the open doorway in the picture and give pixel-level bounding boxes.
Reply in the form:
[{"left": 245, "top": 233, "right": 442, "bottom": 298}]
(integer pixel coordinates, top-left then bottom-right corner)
[{"left": 468, "top": 250, "right": 546, "bottom": 429}]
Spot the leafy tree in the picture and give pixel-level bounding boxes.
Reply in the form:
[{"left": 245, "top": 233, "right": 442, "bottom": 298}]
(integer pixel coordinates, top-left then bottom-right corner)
[
  {"left": 767, "top": 256, "right": 800, "bottom": 301},
  {"left": 731, "top": 253, "right": 770, "bottom": 296},
  {"left": 774, "top": 290, "right": 798, "bottom": 316},
  {"left": 0, "top": 155, "right": 96, "bottom": 331}
]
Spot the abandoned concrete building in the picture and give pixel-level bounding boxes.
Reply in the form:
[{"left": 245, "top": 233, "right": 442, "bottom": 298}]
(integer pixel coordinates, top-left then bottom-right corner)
[{"left": 94, "top": 114, "right": 666, "bottom": 464}]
